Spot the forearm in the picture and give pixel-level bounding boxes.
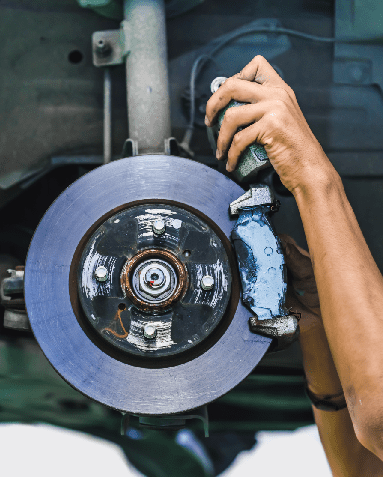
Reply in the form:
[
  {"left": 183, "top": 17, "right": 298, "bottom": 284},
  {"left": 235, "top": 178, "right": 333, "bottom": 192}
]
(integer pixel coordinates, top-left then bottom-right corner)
[
  {"left": 314, "top": 407, "right": 383, "bottom": 477},
  {"left": 204, "top": 53, "right": 383, "bottom": 455},
  {"left": 300, "top": 314, "right": 382, "bottom": 475},
  {"left": 294, "top": 165, "right": 383, "bottom": 457}
]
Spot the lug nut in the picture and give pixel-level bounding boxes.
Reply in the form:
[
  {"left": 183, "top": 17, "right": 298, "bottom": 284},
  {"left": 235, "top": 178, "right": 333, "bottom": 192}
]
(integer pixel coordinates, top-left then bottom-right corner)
[
  {"left": 200, "top": 275, "right": 215, "bottom": 291},
  {"left": 94, "top": 266, "right": 108, "bottom": 282},
  {"left": 143, "top": 324, "right": 157, "bottom": 339},
  {"left": 152, "top": 219, "right": 166, "bottom": 236}
]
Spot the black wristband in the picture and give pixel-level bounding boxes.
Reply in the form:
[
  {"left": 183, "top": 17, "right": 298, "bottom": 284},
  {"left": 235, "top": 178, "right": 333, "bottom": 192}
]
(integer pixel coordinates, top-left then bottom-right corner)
[{"left": 305, "top": 386, "right": 347, "bottom": 411}]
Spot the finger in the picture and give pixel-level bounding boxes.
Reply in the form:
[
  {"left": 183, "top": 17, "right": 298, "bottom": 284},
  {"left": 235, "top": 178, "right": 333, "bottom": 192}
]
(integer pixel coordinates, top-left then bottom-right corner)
[
  {"left": 278, "top": 236, "right": 320, "bottom": 309},
  {"left": 286, "top": 290, "right": 323, "bottom": 335},
  {"left": 278, "top": 235, "right": 312, "bottom": 279},
  {"left": 238, "top": 55, "right": 287, "bottom": 87},
  {"left": 226, "top": 117, "right": 270, "bottom": 172},
  {"left": 279, "top": 234, "right": 309, "bottom": 258},
  {"left": 206, "top": 77, "right": 270, "bottom": 126},
  {"left": 216, "top": 103, "right": 264, "bottom": 160},
  {"left": 281, "top": 241, "right": 314, "bottom": 282}
]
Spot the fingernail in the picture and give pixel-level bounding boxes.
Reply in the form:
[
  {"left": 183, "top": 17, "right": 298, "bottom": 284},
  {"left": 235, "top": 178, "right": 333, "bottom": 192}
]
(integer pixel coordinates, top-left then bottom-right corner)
[
  {"left": 204, "top": 115, "right": 210, "bottom": 126},
  {"left": 226, "top": 163, "right": 232, "bottom": 172},
  {"left": 216, "top": 149, "right": 221, "bottom": 159}
]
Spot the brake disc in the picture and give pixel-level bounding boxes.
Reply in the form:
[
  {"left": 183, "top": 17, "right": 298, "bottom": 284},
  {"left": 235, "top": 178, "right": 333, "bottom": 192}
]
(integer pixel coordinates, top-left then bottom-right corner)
[{"left": 25, "top": 156, "right": 271, "bottom": 415}]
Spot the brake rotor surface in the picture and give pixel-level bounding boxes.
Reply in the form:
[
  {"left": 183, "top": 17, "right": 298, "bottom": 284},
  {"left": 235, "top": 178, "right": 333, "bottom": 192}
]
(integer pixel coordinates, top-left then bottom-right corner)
[{"left": 25, "top": 156, "right": 271, "bottom": 415}]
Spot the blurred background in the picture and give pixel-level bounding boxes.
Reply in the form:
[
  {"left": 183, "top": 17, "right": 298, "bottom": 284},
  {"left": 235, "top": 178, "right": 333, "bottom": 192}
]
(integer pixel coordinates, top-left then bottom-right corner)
[
  {"left": 0, "top": 423, "right": 332, "bottom": 476},
  {"left": 0, "top": 0, "right": 381, "bottom": 475}
]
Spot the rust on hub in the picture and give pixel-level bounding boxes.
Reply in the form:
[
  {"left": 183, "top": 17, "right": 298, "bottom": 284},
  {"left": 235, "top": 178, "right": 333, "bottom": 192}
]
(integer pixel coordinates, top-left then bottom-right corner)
[{"left": 121, "top": 249, "right": 189, "bottom": 312}]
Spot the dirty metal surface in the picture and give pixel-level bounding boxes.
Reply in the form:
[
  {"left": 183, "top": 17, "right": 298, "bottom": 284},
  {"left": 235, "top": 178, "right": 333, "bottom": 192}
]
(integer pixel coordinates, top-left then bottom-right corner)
[
  {"left": 25, "top": 156, "right": 271, "bottom": 415},
  {"left": 77, "top": 203, "right": 232, "bottom": 358},
  {"left": 232, "top": 206, "right": 287, "bottom": 322}
]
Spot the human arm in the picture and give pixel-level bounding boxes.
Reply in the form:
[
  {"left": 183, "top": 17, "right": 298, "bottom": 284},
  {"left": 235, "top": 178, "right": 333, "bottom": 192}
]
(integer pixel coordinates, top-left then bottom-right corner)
[
  {"left": 294, "top": 166, "right": 383, "bottom": 459},
  {"left": 280, "top": 234, "right": 382, "bottom": 476},
  {"left": 205, "top": 56, "right": 383, "bottom": 458}
]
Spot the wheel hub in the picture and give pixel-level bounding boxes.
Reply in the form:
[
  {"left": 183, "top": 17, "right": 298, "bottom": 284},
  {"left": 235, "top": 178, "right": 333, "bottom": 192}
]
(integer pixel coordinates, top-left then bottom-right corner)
[
  {"left": 122, "top": 249, "right": 188, "bottom": 310},
  {"left": 77, "top": 202, "right": 232, "bottom": 358}
]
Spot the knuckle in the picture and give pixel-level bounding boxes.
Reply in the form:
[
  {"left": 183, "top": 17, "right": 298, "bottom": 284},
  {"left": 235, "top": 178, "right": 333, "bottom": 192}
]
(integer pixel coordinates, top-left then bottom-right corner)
[
  {"left": 263, "top": 114, "right": 274, "bottom": 129},
  {"left": 232, "top": 132, "right": 243, "bottom": 148},
  {"left": 286, "top": 85, "right": 296, "bottom": 99},
  {"left": 275, "top": 87, "right": 291, "bottom": 102},
  {"left": 282, "top": 85, "right": 297, "bottom": 105},
  {"left": 253, "top": 54, "right": 266, "bottom": 64},
  {"left": 278, "top": 84, "right": 297, "bottom": 103},
  {"left": 272, "top": 114, "right": 285, "bottom": 129},
  {"left": 238, "top": 69, "right": 253, "bottom": 82},
  {"left": 224, "top": 76, "right": 237, "bottom": 92},
  {"left": 222, "top": 107, "right": 237, "bottom": 125},
  {"left": 274, "top": 99, "right": 288, "bottom": 111},
  {"left": 264, "top": 111, "right": 284, "bottom": 130}
]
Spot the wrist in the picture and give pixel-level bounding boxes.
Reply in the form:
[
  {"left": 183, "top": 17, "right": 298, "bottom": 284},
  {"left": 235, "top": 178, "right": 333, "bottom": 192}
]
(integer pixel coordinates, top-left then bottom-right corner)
[
  {"left": 291, "top": 157, "right": 342, "bottom": 203},
  {"left": 305, "top": 384, "right": 347, "bottom": 411}
]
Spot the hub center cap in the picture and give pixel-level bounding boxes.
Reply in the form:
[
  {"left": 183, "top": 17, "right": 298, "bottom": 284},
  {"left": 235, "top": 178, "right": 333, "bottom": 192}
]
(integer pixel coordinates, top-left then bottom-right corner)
[{"left": 136, "top": 260, "right": 173, "bottom": 298}]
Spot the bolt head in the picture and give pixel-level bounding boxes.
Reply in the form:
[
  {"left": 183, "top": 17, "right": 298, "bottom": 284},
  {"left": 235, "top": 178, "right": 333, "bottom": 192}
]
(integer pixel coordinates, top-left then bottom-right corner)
[
  {"left": 95, "top": 38, "right": 111, "bottom": 57},
  {"left": 94, "top": 266, "right": 108, "bottom": 282},
  {"left": 201, "top": 275, "right": 214, "bottom": 291},
  {"left": 152, "top": 219, "right": 166, "bottom": 235},
  {"left": 143, "top": 324, "right": 157, "bottom": 339}
]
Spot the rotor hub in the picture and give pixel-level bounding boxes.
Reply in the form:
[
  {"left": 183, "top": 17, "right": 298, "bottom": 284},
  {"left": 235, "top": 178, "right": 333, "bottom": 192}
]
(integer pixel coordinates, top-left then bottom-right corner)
[{"left": 77, "top": 202, "right": 232, "bottom": 359}]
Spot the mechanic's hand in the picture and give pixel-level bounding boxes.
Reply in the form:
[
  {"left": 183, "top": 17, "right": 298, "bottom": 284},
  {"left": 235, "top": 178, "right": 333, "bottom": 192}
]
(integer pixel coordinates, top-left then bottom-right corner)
[
  {"left": 279, "top": 234, "right": 342, "bottom": 395},
  {"left": 205, "top": 56, "right": 334, "bottom": 194}
]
